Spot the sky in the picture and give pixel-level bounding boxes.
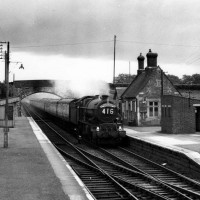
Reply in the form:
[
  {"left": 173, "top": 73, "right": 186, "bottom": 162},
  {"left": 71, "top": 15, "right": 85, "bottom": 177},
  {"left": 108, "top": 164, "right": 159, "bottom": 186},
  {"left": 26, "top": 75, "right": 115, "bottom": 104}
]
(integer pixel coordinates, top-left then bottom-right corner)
[{"left": 0, "top": 0, "right": 200, "bottom": 83}]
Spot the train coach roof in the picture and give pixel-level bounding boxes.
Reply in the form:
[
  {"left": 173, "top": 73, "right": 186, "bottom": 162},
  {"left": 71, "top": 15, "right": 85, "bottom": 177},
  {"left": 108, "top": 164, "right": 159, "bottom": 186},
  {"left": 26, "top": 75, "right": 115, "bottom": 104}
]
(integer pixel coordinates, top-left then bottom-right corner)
[
  {"left": 36, "top": 98, "right": 59, "bottom": 104},
  {"left": 43, "top": 98, "right": 75, "bottom": 104},
  {"left": 58, "top": 98, "right": 76, "bottom": 103},
  {"left": 30, "top": 98, "right": 75, "bottom": 104}
]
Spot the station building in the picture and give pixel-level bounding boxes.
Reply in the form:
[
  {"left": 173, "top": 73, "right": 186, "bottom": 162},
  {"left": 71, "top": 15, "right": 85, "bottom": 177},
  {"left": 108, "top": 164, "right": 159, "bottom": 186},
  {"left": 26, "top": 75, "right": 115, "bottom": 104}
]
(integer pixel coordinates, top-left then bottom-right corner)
[
  {"left": 161, "top": 95, "right": 200, "bottom": 133},
  {"left": 121, "top": 49, "right": 181, "bottom": 126}
]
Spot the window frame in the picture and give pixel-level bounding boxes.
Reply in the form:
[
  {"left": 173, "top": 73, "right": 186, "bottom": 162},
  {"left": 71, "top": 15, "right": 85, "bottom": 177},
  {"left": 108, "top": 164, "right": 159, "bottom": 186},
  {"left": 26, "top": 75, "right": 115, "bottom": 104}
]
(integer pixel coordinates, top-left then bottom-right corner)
[{"left": 148, "top": 101, "right": 159, "bottom": 117}]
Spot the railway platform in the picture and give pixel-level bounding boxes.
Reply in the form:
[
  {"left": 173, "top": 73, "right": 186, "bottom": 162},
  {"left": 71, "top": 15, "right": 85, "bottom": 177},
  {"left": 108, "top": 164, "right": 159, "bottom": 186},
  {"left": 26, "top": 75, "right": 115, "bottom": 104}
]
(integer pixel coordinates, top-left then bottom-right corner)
[
  {"left": 0, "top": 117, "right": 93, "bottom": 200},
  {"left": 124, "top": 126, "right": 200, "bottom": 165}
]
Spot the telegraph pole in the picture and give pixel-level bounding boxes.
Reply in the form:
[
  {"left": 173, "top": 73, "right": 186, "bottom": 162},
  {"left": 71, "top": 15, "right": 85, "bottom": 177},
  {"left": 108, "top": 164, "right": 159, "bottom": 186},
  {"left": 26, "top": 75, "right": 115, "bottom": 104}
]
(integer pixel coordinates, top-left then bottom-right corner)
[
  {"left": 113, "top": 35, "right": 116, "bottom": 84},
  {"left": 4, "top": 42, "right": 9, "bottom": 148},
  {"left": 129, "top": 61, "right": 131, "bottom": 83},
  {"left": 0, "top": 41, "right": 10, "bottom": 148}
]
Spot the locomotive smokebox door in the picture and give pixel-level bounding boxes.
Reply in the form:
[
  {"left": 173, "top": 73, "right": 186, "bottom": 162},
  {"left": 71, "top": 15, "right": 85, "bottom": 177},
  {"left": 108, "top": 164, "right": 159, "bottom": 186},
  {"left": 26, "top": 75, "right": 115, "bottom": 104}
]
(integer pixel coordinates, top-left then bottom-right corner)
[{"left": 98, "top": 102, "right": 118, "bottom": 122}]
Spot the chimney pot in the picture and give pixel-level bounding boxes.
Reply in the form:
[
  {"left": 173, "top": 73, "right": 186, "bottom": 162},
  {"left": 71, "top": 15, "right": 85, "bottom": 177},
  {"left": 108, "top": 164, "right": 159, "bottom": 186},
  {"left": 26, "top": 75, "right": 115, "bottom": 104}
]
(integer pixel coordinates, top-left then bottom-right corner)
[
  {"left": 137, "top": 53, "right": 145, "bottom": 75},
  {"left": 146, "top": 49, "right": 158, "bottom": 67}
]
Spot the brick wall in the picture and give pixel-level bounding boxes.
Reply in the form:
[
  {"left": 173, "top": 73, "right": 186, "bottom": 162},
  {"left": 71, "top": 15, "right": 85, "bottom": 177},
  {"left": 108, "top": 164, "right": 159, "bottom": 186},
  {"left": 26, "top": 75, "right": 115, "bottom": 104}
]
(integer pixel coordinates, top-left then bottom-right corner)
[
  {"left": 161, "top": 96, "right": 172, "bottom": 133},
  {"left": 161, "top": 95, "right": 200, "bottom": 133}
]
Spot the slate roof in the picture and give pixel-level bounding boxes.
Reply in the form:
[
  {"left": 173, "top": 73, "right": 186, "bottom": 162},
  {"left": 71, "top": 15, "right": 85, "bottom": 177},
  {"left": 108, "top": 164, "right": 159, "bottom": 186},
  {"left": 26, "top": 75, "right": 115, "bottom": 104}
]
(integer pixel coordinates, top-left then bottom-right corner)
[
  {"left": 121, "top": 68, "right": 157, "bottom": 98},
  {"left": 115, "top": 87, "right": 127, "bottom": 99}
]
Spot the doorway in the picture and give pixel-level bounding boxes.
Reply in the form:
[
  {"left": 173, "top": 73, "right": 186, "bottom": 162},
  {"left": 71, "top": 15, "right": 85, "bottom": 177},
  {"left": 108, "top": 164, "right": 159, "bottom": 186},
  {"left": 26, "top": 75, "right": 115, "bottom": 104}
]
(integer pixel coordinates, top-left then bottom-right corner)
[{"left": 196, "top": 107, "right": 200, "bottom": 131}]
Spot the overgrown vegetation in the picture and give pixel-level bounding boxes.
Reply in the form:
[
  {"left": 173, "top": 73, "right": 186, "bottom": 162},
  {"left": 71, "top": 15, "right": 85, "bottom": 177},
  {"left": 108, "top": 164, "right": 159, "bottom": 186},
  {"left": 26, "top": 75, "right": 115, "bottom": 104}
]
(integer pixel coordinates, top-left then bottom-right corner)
[{"left": 115, "top": 73, "right": 200, "bottom": 85}]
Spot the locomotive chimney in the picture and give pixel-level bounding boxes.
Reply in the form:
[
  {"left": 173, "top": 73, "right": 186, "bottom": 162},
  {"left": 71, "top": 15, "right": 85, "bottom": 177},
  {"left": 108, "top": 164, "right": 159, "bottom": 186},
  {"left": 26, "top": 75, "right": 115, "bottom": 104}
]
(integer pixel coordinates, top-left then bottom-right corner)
[
  {"left": 101, "top": 95, "right": 109, "bottom": 100},
  {"left": 137, "top": 53, "right": 145, "bottom": 75},
  {"left": 94, "top": 95, "right": 100, "bottom": 99},
  {"left": 146, "top": 49, "right": 158, "bottom": 68}
]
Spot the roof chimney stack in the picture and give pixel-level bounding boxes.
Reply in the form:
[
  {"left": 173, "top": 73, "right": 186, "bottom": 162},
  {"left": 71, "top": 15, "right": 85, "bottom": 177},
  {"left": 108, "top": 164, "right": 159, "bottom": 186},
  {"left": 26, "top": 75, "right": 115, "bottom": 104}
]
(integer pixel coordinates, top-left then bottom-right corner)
[
  {"left": 146, "top": 49, "right": 158, "bottom": 68},
  {"left": 137, "top": 53, "right": 145, "bottom": 75}
]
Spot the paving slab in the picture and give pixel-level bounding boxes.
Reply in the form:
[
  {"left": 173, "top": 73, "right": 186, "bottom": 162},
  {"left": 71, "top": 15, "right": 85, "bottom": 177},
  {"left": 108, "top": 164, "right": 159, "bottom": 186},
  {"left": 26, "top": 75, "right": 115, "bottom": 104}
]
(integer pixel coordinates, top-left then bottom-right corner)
[
  {"left": 0, "top": 117, "right": 92, "bottom": 200},
  {"left": 125, "top": 125, "right": 200, "bottom": 165}
]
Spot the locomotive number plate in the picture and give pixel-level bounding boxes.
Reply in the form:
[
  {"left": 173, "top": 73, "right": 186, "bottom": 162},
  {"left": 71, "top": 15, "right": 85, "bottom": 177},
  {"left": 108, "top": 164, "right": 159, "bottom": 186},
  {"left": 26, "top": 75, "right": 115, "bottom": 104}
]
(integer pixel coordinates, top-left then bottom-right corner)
[{"left": 101, "top": 108, "right": 115, "bottom": 115}]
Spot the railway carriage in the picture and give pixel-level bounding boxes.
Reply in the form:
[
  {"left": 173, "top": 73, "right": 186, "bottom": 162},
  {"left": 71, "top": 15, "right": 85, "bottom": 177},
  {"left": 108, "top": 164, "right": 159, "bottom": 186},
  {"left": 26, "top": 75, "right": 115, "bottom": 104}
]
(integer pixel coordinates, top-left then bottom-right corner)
[{"left": 30, "top": 95, "right": 128, "bottom": 145}]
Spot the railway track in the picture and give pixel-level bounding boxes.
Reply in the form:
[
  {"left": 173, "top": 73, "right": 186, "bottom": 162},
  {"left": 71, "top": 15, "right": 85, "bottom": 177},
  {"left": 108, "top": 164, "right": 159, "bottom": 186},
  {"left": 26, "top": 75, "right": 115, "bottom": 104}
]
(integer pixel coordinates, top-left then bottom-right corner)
[
  {"left": 124, "top": 138, "right": 198, "bottom": 181},
  {"left": 23, "top": 104, "right": 139, "bottom": 199},
  {"left": 57, "top": 144, "right": 168, "bottom": 200},
  {"left": 22, "top": 103, "right": 200, "bottom": 199},
  {"left": 76, "top": 144, "right": 200, "bottom": 199},
  {"left": 112, "top": 147, "right": 200, "bottom": 197}
]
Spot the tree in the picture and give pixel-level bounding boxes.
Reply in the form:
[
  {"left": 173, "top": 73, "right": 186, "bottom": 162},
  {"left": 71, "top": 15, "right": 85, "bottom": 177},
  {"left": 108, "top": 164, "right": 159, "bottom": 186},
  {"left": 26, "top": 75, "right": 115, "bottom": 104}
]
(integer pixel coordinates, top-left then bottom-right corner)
[
  {"left": 0, "top": 82, "right": 15, "bottom": 99},
  {"left": 182, "top": 75, "right": 194, "bottom": 84},
  {"left": 115, "top": 73, "right": 136, "bottom": 84},
  {"left": 115, "top": 73, "right": 200, "bottom": 85},
  {"left": 192, "top": 74, "right": 200, "bottom": 84},
  {"left": 181, "top": 74, "right": 200, "bottom": 84},
  {"left": 167, "top": 74, "right": 182, "bottom": 84}
]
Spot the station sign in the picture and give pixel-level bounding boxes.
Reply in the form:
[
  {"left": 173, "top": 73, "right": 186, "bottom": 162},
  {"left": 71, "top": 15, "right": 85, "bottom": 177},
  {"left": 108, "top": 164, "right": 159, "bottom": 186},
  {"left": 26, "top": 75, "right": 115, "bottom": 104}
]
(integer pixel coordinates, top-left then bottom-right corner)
[{"left": 0, "top": 105, "right": 14, "bottom": 127}]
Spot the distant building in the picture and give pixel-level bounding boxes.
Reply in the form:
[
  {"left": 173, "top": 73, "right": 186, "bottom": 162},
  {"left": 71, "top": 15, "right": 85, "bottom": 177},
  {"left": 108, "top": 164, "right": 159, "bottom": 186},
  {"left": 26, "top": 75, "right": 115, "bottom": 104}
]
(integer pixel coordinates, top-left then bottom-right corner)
[
  {"left": 121, "top": 49, "right": 181, "bottom": 126},
  {"left": 113, "top": 87, "right": 127, "bottom": 113},
  {"left": 175, "top": 84, "right": 200, "bottom": 100}
]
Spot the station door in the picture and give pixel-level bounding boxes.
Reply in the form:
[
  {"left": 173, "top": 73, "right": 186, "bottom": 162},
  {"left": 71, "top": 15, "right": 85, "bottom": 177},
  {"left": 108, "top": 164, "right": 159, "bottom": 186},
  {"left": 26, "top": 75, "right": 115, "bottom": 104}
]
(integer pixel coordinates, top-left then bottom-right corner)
[{"left": 196, "top": 107, "right": 200, "bottom": 131}]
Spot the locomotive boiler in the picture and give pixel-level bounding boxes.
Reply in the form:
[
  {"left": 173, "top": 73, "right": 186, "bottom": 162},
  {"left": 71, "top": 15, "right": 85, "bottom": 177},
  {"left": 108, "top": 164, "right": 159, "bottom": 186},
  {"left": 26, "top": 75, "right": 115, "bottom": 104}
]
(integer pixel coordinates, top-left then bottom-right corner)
[{"left": 30, "top": 95, "right": 127, "bottom": 145}]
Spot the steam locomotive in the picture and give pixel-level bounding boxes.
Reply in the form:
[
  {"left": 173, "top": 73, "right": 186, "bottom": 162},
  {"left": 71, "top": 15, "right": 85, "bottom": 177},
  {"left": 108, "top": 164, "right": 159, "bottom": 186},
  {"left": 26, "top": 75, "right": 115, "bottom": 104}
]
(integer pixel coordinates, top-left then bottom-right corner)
[{"left": 29, "top": 95, "right": 127, "bottom": 145}]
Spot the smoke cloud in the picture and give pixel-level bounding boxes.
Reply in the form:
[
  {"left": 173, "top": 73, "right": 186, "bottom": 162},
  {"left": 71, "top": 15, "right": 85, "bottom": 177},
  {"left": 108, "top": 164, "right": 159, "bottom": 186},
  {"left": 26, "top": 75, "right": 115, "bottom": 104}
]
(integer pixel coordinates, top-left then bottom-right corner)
[{"left": 52, "top": 80, "right": 110, "bottom": 98}]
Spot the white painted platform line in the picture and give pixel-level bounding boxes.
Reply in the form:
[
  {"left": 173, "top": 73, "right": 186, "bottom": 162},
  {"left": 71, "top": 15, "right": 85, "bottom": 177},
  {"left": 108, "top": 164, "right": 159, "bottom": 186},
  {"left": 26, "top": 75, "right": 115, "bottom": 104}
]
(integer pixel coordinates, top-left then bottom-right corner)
[
  {"left": 28, "top": 117, "right": 50, "bottom": 142},
  {"left": 124, "top": 128, "right": 139, "bottom": 134},
  {"left": 147, "top": 136, "right": 199, "bottom": 145},
  {"left": 27, "top": 117, "right": 94, "bottom": 200},
  {"left": 124, "top": 128, "right": 150, "bottom": 134}
]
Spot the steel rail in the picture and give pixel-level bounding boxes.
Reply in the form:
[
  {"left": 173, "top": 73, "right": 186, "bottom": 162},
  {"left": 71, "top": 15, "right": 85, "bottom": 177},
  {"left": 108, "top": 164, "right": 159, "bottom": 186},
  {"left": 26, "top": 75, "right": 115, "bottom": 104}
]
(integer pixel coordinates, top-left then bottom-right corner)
[
  {"left": 23, "top": 103, "right": 139, "bottom": 200},
  {"left": 118, "top": 147, "right": 200, "bottom": 199},
  {"left": 76, "top": 146, "right": 192, "bottom": 200},
  {"left": 23, "top": 103, "right": 196, "bottom": 199}
]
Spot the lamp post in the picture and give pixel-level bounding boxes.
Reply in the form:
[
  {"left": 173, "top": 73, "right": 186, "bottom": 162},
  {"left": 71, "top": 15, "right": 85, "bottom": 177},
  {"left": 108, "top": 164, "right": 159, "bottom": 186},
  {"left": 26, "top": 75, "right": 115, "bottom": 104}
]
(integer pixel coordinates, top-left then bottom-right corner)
[
  {"left": 10, "top": 62, "right": 24, "bottom": 95},
  {"left": 9, "top": 61, "right": 24, "bottom": 118}
]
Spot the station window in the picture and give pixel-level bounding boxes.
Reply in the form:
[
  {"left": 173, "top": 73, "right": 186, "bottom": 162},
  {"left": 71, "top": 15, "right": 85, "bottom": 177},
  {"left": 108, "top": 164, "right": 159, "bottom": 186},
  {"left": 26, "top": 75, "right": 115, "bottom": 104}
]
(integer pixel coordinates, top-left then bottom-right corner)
[
  {"left": 168, "top": 106, "right": 171, "bottom": 117},
  {"left": 161, "top": 106, "right": 165, "bottom": 116},
  {"left": 161, "top": 105, "right": 171, "bottom": 118},
  {"left": 149, "top": 101, "right": 159, "bottom": 117}
]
